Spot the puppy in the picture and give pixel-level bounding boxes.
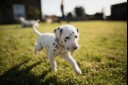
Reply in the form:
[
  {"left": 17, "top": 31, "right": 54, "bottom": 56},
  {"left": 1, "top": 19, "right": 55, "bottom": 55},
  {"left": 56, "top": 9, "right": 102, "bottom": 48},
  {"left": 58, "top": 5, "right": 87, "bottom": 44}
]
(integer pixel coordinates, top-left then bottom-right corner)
[
  {"left": 33, "top": 20, "right": 82, "bottom": 74},
  {"left": 19, "top": 17, "right": 36, "bottom": 28}
]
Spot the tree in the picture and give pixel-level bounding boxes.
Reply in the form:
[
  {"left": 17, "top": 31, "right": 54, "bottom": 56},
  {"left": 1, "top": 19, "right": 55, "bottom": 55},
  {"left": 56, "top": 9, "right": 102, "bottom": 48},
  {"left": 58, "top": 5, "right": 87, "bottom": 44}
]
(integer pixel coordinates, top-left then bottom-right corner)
[
  {"left": 67, "top": 12, "right": 73, "bottom": 20},
  {"left": 74, "top": 6, "right": 85, "bottom": 17}
]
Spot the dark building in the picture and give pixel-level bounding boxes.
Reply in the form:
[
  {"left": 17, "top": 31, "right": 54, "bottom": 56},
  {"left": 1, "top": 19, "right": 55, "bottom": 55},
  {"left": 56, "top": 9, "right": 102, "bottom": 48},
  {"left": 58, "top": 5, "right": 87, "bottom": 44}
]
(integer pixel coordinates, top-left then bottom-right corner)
[
  {"left": 111, "top": 2, "right": 127, "bottom": 20},
  {"left": 0, "top": 0, "right": 42, "bottom": 24}
]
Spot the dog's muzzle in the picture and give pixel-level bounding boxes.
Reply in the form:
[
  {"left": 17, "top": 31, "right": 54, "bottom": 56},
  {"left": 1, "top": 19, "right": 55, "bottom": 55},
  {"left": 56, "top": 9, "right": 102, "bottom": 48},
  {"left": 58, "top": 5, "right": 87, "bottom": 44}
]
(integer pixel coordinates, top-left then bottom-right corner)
[{"left": 67, "top": 46, "right": 79, "bottom": 52}]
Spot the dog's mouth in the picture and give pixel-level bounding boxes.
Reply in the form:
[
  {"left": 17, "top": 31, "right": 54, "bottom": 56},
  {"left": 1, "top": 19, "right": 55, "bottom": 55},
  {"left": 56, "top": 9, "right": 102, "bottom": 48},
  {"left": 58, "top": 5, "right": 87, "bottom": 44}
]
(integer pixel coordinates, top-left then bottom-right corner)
[
  {"left": 67, "top": 47, "right": 76, "bottom": 52},
  {"left": 67, "top": 47, "right": 70, "bottom": 50}
]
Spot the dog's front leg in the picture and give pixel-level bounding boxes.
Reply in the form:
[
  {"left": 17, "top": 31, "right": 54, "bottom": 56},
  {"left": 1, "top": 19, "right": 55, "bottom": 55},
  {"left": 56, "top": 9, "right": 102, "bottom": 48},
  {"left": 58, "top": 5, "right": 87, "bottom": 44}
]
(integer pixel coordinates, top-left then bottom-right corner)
[
  {"left": 63, "top": 52, "right": 82, "bottom": 74},
  {"left": 47, "top": 54, "right": 57, "bottom": 71}
]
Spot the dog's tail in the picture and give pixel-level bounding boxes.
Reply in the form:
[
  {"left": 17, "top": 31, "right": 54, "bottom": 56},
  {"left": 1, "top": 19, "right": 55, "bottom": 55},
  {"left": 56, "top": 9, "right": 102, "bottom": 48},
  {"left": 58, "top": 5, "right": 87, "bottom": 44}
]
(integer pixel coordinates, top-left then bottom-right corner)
[{"left": 33, "top": 20, "right": 42, "bottom": 36}]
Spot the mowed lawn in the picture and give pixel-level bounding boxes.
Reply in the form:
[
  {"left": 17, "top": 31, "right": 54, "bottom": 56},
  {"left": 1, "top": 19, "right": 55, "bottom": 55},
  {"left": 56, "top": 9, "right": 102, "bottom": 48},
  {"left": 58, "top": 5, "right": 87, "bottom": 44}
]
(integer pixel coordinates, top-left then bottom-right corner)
[{"left": 0, "top": 21, "right": 127, "bottom": 85}]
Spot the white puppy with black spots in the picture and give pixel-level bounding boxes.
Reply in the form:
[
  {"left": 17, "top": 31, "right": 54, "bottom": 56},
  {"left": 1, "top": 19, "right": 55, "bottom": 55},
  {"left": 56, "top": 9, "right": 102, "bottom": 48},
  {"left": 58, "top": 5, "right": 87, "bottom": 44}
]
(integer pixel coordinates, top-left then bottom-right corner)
[{"left": 33, "top": 20, "right": 82, "bottom": 74}]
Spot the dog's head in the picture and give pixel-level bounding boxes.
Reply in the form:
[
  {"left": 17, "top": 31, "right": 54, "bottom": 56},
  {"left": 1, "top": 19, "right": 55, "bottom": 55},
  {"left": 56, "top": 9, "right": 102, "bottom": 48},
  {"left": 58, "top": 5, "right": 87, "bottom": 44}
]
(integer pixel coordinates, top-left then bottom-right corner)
[
  {"left": 54, "top": 25, "right": 79, "bottom": 52},
  {"left": 19, "top": 17, "right": 26, "bottom": 22}
]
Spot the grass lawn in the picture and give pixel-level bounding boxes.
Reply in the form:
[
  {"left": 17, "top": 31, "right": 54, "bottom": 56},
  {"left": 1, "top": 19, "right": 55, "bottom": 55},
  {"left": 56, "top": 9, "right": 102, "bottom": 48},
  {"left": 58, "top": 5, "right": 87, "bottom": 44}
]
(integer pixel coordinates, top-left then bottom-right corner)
[{"left": 0, "top": 21, "right": 127, "bottom": 85}]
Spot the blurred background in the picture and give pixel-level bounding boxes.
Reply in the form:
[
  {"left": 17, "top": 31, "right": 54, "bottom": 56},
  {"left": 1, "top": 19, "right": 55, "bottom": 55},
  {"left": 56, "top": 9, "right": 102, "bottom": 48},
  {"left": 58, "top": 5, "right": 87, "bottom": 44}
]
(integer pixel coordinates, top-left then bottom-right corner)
[
  {"left": 0, "top": 0, "right": 127, "bottom": 24},
  {"left": 0, "top": 0, "right": 127, "bottom": 85}
]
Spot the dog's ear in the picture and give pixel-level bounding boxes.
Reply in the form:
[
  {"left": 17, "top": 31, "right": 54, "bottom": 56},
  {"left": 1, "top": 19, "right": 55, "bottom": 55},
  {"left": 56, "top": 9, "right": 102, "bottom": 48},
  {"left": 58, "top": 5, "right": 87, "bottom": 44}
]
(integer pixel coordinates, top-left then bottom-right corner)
[
  {"left": 54, "top": 27, "right": 63, "bottom": 38},
  {"left": 60, "top": 29, "right": 63, "bottom": 36}
]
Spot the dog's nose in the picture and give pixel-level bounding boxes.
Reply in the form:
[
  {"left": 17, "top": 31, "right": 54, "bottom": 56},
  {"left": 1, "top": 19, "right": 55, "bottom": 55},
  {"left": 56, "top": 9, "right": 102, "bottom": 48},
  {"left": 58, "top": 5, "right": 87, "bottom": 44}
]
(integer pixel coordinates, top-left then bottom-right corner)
[{"left": 73, "top": 46, "right": 78, "bottom": 50}]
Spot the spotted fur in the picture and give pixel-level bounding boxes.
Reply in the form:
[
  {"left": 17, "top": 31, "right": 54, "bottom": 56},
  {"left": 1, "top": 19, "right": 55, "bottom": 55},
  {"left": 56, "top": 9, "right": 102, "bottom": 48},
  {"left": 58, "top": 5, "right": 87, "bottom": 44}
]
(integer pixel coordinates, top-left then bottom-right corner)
[{"left": 33, "top": 21, "right": 82, "bottom": 74}]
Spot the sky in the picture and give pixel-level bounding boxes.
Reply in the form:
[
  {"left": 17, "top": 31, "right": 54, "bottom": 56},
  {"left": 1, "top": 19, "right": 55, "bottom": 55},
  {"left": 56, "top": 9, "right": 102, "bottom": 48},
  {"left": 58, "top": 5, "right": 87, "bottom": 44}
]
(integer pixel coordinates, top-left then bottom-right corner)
[{"left": 41, "top": 0, "right": 127, "bottom": 17}]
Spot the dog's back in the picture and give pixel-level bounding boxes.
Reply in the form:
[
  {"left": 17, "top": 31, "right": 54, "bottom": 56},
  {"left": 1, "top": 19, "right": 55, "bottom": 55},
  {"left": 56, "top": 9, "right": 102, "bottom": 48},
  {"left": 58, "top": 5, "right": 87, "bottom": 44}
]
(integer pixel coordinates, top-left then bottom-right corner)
[{"left": 19, "top": 17, "right": 36, "bottom": 27}]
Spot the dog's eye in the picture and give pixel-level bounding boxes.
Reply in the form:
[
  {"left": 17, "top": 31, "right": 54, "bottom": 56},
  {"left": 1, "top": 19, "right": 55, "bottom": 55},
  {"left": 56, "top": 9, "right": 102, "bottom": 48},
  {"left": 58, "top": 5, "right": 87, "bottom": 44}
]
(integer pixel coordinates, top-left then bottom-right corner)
[
  {"left": 75, "top": 36, "right": 78, "bottom": 38},
  {"left": 65, "top": 37, "right": 70, "bottom": 39}
]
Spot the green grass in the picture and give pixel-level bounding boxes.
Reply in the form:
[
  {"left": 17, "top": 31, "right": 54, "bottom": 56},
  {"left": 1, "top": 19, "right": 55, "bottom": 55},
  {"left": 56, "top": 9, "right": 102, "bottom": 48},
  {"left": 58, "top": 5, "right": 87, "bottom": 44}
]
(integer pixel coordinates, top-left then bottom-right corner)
[{"left": 0, "top": 21, "right": 127, "bottom": 85}]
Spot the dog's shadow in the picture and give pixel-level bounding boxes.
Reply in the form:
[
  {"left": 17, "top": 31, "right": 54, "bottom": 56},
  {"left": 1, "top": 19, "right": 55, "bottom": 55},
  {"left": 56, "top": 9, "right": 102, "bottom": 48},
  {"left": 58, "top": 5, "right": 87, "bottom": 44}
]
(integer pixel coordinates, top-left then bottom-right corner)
[{"left": 0, "top": 59, "right": 59, "bottom": 85}]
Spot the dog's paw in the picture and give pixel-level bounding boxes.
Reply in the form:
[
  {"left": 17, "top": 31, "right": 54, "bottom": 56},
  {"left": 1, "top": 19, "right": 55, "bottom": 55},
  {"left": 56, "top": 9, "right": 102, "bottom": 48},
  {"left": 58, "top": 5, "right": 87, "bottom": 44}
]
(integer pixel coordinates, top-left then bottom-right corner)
[
  {"left": 74, "top": 67, "right": 82, "bottom": 74},
  {"left": 52, "top": 68, "right": 57, "bottom": 71}
]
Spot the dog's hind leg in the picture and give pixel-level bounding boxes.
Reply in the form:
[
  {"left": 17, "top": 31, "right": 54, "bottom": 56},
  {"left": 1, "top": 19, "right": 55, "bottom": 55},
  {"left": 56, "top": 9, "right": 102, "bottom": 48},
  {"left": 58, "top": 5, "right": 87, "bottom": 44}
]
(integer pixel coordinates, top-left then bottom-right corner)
[{"left": 34, "top": 43, "right": 42, "bottom": 55}]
